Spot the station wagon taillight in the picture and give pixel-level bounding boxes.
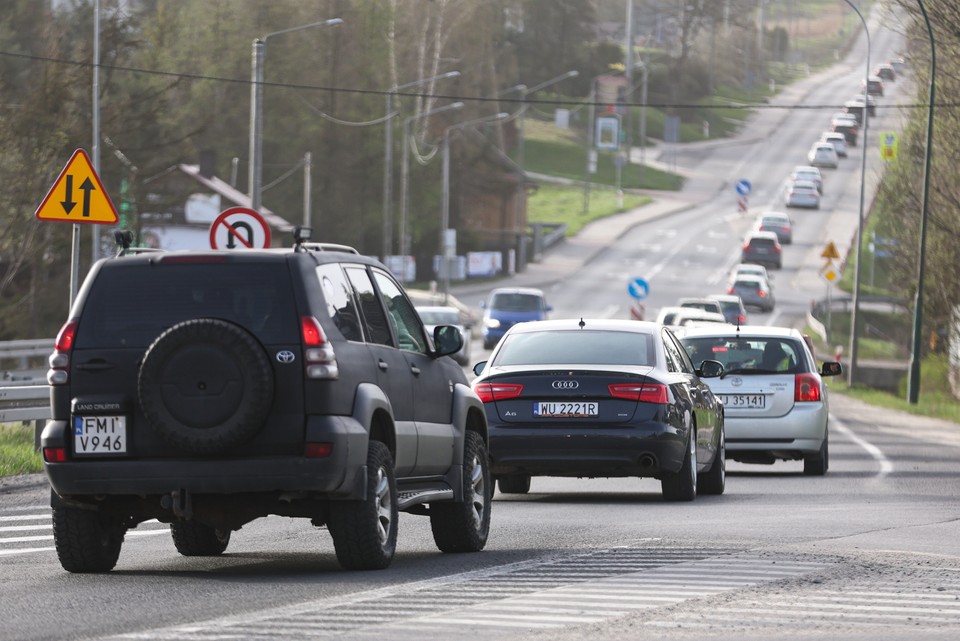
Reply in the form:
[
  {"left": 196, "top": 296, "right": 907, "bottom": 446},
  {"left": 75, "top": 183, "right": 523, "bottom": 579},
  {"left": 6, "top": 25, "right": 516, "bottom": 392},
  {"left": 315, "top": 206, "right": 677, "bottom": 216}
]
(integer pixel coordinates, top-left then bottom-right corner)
[
  {"left": 301, "top": 316, "right": 338, "bottom": 379},
  {"left": 608, "top": 382, "right": 668, "bottom": 404},
  {"left": 47, "top": 319, "right": 78, "bottom": 385},
  {"left": 795, "top": 373, "right": 822, "bottom": 402},
  {"left": 473, "top": 382, "right": 523, "bottom": 403}
]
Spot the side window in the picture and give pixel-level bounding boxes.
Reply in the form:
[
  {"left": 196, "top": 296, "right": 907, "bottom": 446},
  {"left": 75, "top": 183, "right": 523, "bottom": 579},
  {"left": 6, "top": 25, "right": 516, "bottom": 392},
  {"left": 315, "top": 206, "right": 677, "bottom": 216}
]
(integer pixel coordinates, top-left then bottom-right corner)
[
  {"left": 345, "top": 267, "right": 393, "bottom": 347},
  {"left": 666, "top": 331, "right": 695, "bottom": 374},
  {"left": 661, "top": 330, "right": 680, "bottom": 373},
  {"left": 371, "top": 270, "right": 427, "bottom": 354},
  {"left": 315, "top": 264, "right": 364, "bottom": 342}
]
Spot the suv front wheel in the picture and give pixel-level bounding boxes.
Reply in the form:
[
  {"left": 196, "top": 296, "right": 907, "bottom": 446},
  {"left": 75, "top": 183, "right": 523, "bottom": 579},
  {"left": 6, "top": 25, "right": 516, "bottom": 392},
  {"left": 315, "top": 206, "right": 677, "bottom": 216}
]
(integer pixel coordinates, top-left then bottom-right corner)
[
  {"left": 429, "top": 431, "right": 491, "bottom": 552},
  {"left": 327, "top": 441, "right": 398, "bottom": 570}
]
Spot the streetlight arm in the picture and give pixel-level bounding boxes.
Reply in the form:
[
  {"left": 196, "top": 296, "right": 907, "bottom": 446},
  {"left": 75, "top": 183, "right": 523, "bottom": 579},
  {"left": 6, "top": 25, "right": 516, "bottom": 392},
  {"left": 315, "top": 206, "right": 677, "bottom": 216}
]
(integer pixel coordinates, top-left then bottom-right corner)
[
  {"left": 262, "top": 18, "right": 343, "bottom": 42},
  {"left": 524, "top": 70, "right": 579, "bottom": 96}
]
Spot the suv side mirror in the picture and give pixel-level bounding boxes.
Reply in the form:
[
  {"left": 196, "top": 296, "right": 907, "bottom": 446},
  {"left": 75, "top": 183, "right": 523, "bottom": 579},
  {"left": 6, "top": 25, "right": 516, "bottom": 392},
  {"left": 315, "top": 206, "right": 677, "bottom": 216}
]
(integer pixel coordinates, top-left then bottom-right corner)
[
  {"left": 433, "top": 325, "right": 463, "bottom": 358},
  {"left": 698, "top": 359, "right": 724, "bottom": 378}
]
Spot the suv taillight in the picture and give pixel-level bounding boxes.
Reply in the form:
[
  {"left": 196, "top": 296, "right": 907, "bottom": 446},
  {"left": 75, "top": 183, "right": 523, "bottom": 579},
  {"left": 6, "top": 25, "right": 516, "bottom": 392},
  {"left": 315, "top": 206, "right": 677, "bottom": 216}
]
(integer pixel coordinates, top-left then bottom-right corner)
[
  {"left": 301, "top": 316, "right": 338, "bottom": 379},
  {"left": 47, "top": 319, "right": 78, "bottom": 385},
  {"left": 795, "top": 373, "right": 822, "bottom": 402}
]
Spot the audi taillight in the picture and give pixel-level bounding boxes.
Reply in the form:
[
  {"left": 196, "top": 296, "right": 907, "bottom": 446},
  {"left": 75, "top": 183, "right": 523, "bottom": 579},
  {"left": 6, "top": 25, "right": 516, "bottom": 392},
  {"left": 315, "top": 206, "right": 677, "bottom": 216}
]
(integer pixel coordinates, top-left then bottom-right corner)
[
  {"left": 301, "top": 316, "right": 338, "bottom": 379},
  {"left": 609, "top": 382, "right": 668, "bottom": 404},
  {"left": 795, "top": 373, "right": 822, "bottom": 402},
  {"left": 473, "top": 382, "right": 523, "bottom": 403},
  {"left": 47, "top": 319, "right": 78, "bottom": 385}
]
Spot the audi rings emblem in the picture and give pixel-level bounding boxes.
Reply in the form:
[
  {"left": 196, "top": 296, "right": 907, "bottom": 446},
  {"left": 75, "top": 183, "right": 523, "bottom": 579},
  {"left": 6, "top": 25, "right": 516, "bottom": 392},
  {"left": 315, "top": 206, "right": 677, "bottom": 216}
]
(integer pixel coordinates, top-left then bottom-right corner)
[
  {"left": 552, "top": 380, "right": 579, "bottom": 390},
  {"left": 276, "top": 350, "right": 296, "bottom": 364}
]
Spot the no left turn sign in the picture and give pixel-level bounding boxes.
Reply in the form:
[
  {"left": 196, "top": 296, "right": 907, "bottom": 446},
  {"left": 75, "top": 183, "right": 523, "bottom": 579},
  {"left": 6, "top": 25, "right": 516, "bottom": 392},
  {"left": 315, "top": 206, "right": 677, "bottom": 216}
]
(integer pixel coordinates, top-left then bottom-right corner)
[{"left": 209, "top": 207, "right": 272, "bottom": 250}]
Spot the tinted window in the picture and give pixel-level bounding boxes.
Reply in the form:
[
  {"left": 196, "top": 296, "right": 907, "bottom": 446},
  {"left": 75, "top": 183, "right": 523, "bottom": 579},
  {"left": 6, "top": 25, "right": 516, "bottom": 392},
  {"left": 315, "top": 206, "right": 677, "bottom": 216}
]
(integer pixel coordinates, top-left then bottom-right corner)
[
  {"left": 76, "top": 262, "right": 297, "bottom": 348},
  {"left": 316, "top": 263, "right": 364, "bottom": 342},
  {"left": 345, "top": 266, "right": 393, "bottom": 347},
  {"left": 749, "top": 238, "right": 776, "bottom": 248},
  {"left": 493, "top": 330, "right": 655, "bottom": 367},
  {"left": 372, "top": 270, "right": 427, "bottom": 354}
]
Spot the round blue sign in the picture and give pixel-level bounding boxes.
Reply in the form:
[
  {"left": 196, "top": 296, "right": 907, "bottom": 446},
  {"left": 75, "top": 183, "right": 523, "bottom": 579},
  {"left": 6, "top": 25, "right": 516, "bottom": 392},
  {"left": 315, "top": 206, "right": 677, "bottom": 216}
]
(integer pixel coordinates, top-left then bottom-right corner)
[
  {"left": 735, "top": 179, "right": 752, "bottom": 196},
  {"left": 627, "top": 277, "right": 650, "bottom": 300}
]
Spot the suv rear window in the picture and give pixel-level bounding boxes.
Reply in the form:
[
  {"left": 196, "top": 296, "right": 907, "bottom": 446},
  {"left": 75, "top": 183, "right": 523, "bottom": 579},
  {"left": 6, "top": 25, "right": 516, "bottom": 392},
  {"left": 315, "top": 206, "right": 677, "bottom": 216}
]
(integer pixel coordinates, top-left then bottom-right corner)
[
  {"left": 75, "top": 262, "right": 298, "bottom": 348},
  {"left": 748, "top": 238, "right": 777, "bottom": 249}
]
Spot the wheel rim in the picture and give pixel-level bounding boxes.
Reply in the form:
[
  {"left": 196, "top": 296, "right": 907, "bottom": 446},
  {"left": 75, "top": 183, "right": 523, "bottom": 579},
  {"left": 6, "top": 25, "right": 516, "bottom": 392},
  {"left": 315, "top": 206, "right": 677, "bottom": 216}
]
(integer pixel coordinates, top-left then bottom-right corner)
[
  {"left": 374, "top": 466, "right": 392, "bottom": 545},
  {"left": 469, "top": 454, "right": 486, "bottom": 527}
]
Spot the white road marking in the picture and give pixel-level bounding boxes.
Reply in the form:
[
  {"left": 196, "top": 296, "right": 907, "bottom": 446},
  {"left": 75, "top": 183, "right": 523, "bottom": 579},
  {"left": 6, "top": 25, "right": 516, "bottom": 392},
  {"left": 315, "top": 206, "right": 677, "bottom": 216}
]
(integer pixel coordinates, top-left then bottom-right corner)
[{"left": 834, "top": 418, "right": 894, "bottom": 477}]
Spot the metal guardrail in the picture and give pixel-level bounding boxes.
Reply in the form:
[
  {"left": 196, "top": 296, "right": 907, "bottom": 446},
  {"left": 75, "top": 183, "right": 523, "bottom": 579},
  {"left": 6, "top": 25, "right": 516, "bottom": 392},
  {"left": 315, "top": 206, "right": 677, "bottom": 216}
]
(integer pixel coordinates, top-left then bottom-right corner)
[{"left": 0, "top": 339, "right": 53, "bottom": 424}]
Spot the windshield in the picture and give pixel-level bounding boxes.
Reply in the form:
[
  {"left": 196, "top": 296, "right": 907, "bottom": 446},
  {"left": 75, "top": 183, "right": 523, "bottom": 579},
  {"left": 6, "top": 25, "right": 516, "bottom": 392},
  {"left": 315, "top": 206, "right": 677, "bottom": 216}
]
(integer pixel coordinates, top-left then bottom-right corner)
[{"left": 489, "top": 293, "right": 544, "bottom": 312}]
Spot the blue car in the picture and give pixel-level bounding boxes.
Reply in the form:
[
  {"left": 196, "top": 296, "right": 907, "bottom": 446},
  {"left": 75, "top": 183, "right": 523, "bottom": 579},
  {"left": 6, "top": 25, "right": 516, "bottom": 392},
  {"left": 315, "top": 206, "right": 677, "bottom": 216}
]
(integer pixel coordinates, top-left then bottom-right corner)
[{"left": 481, "top": 287, "right": 552, "bottom": 350}]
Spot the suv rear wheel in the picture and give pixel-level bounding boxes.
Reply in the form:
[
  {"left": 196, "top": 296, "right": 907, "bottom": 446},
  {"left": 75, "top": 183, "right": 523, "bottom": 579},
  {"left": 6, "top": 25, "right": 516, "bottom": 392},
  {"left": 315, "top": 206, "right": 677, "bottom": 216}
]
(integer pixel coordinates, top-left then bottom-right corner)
[
  {"left": 52, "top": 505, "right": 125, "bottom": 573},
  {"left": 171, "top": 519, "right": 231, "bottom": 556},
  {"left": 328, "top": 441, "right": 398, "bottom": 570},
  {"left": 430, "top": 431, "right": 491, "bottom": 552}
]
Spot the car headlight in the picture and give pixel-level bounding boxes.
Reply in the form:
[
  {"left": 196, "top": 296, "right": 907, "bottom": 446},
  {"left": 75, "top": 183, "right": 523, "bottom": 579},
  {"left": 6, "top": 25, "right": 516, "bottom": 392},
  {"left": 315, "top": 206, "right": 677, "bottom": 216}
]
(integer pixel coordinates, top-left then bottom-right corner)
[{"left": 484, "top": 318, "right": 501, "bottom": 329}]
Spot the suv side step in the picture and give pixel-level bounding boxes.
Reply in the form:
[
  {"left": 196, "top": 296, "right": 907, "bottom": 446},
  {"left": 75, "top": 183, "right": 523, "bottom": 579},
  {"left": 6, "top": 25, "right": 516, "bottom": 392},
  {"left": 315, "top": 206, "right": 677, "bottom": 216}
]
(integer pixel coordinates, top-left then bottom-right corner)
[{"left": 397, "top": 488, "right": 453, "bottom": 511}]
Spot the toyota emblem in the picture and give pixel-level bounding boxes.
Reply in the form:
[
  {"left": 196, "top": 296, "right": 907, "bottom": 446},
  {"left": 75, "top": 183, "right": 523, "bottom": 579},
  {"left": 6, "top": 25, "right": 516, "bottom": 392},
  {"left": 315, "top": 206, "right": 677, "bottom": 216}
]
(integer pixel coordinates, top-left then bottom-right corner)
[
  {"left": 276, "top": 350, "right": 296, "bottom": 364},
  {"left": 730, "top": 376, "right": 743, "bottom": 387},
  {"left": 552, "top": 380, "right": 579, "bottom": 390}
]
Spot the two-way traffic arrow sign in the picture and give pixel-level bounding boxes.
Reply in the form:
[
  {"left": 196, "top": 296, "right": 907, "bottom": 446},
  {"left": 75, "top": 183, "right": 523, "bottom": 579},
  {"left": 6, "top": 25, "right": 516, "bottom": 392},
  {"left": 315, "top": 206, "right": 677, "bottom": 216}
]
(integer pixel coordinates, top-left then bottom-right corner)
[{"left": 36, "top": 149, "right": 118, "bottom": 224}]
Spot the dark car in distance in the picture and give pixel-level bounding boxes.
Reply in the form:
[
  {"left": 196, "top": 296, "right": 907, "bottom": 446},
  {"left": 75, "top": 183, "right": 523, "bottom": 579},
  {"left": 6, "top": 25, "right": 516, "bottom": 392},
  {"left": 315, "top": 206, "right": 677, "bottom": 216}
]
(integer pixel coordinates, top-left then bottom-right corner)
[
  {"left": 472, "top": 319, "right": 726, "bottom": 500},
  {"left": 742, "top": 231, "right": 783, "bottom": 269}
]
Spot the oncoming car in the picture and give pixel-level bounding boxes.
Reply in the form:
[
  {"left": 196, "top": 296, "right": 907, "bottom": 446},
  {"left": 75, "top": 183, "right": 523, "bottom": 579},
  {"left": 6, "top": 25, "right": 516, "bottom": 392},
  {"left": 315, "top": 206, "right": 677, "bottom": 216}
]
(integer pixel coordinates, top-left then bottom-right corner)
[
  {"left": 472, "top": 319, "right": 726, "bottom": 500},
  {"left": 678, "top": 326, "right": 842, "bottom": 476},
  {"left": 481, "top": 287, "right": 552, "bottom": 350}
]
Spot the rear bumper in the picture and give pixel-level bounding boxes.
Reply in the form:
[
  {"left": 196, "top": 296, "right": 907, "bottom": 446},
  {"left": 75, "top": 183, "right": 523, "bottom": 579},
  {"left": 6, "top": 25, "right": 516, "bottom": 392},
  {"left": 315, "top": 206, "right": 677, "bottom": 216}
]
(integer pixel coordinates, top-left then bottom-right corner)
[
  {"left": 488, "top": 422, "right": 687, "bottom": 478},
  {"left": 725, "top": 403, "right": 827, "bottom": 456},
  {"left": 41, "top": 415, "right": 367, "bottom": 498}
]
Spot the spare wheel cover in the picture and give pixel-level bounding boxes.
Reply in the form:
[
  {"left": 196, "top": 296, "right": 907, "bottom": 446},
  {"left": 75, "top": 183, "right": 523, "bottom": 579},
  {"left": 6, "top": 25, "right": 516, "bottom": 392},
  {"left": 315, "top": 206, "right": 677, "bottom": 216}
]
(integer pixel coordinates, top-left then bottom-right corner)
[{"left": 138, "top": 318, "right": 274, "bottom": 454}]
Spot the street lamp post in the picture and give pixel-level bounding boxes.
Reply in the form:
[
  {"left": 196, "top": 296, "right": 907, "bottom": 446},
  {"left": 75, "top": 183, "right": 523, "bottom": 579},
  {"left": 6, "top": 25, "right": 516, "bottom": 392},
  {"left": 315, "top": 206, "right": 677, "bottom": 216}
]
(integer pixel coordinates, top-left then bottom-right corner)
[
  {"left": 398, "top": 101, "right": 464, "bottom": 271},
  {"left": 249, "top": 18, "right": 342, "bottom": 214},
  {"left": 514, "top": 71, "right": 578, "bottom": 269},
  {"left": 382, "top": 70, "right": 461, "bottom": 261},
  {"left": 843, "top": 0, "right": 870, "bottom": 387},
  {"left": 908, "top": 0, "right": 936, "bottom": 404},
  {"left": 441, "top": 112, "right": 509, "bottom": 298}
]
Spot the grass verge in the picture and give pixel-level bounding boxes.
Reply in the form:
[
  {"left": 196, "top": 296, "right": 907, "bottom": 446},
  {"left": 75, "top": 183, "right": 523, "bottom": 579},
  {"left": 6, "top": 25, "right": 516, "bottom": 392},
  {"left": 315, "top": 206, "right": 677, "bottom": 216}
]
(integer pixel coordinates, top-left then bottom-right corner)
[
  {"left": 0, "top": 423, "right": 42, "bottom": 476},
  {"left": 527, "top": 183, "right": 652, "bottom": 237}
]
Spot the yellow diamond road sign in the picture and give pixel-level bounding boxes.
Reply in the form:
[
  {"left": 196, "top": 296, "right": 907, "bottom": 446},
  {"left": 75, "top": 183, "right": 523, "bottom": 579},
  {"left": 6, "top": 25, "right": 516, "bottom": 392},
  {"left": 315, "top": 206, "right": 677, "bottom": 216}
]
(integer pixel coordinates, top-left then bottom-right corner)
[
  {"left": 819, "top": 263, "right": 841, "bottom": 284},
  {"left": 36, "top": 149, "right": 118, "bottom": 224}
]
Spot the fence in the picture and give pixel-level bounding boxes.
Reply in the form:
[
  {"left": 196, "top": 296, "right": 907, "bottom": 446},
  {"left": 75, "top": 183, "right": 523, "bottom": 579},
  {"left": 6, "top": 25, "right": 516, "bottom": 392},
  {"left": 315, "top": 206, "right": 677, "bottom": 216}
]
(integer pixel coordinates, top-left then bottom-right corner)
[{"left": 0, "top": 339, "right": 53, "bottom": 425}]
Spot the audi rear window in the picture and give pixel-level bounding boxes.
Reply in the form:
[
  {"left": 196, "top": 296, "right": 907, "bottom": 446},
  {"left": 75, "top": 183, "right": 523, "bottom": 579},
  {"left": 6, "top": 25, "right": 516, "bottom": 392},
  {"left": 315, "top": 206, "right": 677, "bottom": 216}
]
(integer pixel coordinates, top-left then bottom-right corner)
[
  {"left": 492, "top": 330, "right": 656, "bottom": 367},
  {"left": 75, "top": 262, "right": 299, "bottom": 348}
]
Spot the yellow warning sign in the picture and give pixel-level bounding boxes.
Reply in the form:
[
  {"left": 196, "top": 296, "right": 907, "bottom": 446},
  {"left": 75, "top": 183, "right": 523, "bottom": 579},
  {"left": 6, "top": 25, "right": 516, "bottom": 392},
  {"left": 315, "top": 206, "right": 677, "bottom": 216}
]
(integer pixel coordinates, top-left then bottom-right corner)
[
  {"left": 36, "top": 149, "right": 118, "bottom": 224},
  {"left": 821, "top": 241, "right": 840, "bottom": 260},
  {"left": 819, "top": 264, "right": 841, "bottom": 284}
]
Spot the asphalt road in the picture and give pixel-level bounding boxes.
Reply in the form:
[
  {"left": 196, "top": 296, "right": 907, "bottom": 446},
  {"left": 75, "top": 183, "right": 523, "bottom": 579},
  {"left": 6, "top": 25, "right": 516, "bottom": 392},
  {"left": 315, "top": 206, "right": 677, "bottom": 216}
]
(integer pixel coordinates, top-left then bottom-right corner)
[{"left": 5, "top": 6, "right": 959, "bottom": 641}]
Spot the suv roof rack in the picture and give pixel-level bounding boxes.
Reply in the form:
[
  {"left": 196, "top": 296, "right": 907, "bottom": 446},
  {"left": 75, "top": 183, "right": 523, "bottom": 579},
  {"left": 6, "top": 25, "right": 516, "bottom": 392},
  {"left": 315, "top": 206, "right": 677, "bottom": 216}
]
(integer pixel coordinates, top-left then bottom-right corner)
[{"left": 291, "top": 226, "right": 359, "bottom": 254}]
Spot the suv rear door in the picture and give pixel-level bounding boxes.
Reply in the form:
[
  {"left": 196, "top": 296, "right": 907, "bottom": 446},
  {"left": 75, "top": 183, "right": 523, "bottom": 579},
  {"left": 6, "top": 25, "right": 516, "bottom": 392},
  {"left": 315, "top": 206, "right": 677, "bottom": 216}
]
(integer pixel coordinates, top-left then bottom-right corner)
[{"left": 65, "top": 255, "right": 305, "bottom": 458}]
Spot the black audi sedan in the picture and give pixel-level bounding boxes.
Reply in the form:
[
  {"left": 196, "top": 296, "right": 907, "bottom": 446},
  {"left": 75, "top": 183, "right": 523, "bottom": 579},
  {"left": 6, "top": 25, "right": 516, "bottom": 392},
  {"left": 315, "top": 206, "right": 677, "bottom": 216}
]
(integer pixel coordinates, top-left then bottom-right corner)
[{"left": 471, "top": 319, "right": 725, "bottom": 501}]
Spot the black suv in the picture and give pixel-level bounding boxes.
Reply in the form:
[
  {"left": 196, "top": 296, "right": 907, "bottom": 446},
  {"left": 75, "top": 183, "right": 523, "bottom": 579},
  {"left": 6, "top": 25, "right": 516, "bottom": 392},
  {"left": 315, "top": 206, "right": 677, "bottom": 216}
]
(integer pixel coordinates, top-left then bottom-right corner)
[{"left": 41, "top": 231, "right": 491, "bottom": 573}]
